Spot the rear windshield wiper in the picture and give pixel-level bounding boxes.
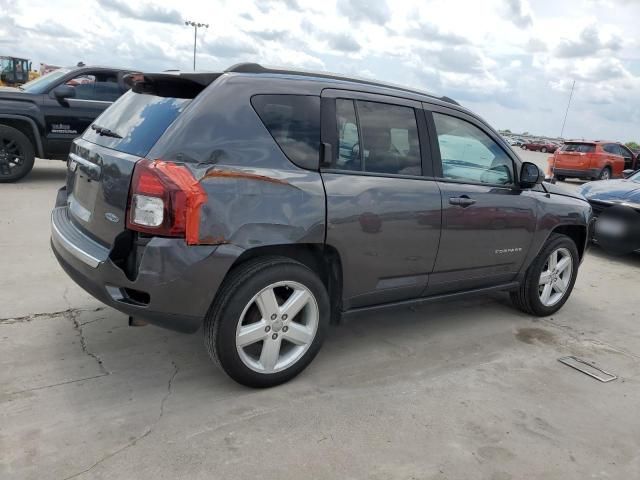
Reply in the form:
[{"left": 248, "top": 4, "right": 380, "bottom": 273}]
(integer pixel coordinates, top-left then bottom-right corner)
[{"left": 91, "top": 124, "right": 122, "bottom": 139}]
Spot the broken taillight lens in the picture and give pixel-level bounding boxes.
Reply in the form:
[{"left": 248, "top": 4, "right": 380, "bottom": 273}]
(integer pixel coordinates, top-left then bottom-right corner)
[{"left": 126, "top": 159, "right": 207, "bottom": 245}]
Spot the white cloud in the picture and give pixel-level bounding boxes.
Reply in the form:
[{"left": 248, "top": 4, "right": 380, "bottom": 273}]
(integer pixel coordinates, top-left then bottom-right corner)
[{"left": 1, "top": 0, "right": 638, "bottom": 141}]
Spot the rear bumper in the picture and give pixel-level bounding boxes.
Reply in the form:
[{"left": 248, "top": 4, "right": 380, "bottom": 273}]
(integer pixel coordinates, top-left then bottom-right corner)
[
  {"left": 553, "top": 168, "right": 599, "bottom": 179},
  {"left": 51, "top": 191, "right": 238, "bottom": 333}
]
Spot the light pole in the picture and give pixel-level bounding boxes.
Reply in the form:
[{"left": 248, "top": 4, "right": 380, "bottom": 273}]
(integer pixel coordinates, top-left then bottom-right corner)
[{"left": 185, "top": 20, "right": 209, "bottom": 71}]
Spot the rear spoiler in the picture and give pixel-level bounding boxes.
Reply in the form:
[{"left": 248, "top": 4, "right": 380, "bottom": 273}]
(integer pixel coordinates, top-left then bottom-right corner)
[{"left": 124, "top": 72, "right": 222, "bottom": 98}]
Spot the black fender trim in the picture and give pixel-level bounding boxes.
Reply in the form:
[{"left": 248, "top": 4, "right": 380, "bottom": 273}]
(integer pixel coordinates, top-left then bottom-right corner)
[{"left": 0, "top": 114, "right": 44, "bottom": 157}]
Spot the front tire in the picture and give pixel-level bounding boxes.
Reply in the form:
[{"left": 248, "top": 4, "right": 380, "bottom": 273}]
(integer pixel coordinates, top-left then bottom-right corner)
[
  {"left": 204, "top": 256, "right": 330, "bottom": 387},
  {"left": 0, "top": 125, "right": 35, "bottom": 183},
  {"left": 541, "top": 147, "right": 547, "bottom": 153},
  {"left": 511, "top": 234, "right": 579, "bottom": 316}
]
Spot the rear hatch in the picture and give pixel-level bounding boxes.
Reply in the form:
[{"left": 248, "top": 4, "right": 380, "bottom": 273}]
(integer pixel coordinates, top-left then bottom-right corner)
[
  {"left": 66, "top": 73, "right": 218, "bottom": 247},
  {"left": 552, "top": 142, "right": 596, "bottom": 170}
]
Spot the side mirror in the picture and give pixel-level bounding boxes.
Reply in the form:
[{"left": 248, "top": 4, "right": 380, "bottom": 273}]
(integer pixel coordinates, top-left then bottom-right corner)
[
  {"left": 53, "top": 85, "right": 76, "bottom": 104},
  {"left": 622, "top": 169, "right": 635, "bottom": 178},
  {"left": 520, "top": 161, "right": 544, "bottom": 188}
]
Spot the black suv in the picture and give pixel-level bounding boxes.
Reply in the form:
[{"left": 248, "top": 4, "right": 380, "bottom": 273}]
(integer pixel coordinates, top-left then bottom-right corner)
[
  {"left": 0, "top": 65, "right": 135, "bottom": 182},
  {"left": 51, "top": 64, "right": 592, "bottom": 387}
]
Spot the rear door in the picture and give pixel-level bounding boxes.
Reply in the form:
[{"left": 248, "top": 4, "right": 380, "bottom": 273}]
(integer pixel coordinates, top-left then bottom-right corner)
[
  {"left": 320, "top": 89, "right": 442, "bottom": 308},
  {"left": 424, "top": 106, "right": 537, "bottom": 295},
  {"left": 66, "top": 89, "right": 192, "bottom": 246},
  {"left": 616, "top": 144, "right": 634, "bottom": 170}
]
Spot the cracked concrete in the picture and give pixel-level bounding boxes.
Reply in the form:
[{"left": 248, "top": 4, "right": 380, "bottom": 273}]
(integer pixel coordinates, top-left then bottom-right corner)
[{"left": 2, "top": 155, "right": 640, "bottom": 479}]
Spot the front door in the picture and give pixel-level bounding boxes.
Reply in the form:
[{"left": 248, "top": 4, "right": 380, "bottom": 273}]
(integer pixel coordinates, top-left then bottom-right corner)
[
  {"left": 41, "top": 70, "right": 125, "bottom": 158},
  {"left": 321, "top": 90, "right": 442, "bottom": 309},
  {"left": 424, "top": 108, "right": 538, "bottom": 295}
]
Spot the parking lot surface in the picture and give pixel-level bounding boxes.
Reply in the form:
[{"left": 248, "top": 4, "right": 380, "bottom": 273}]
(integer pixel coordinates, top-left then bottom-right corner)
[{"left": 2, "top": 154, "right": 639, "bottom": 479}]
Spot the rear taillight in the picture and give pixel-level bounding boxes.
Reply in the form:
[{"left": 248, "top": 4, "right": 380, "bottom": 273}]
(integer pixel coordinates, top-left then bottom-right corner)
[{"left": 127, "top": 159, "right": 207, "bottom": 245}]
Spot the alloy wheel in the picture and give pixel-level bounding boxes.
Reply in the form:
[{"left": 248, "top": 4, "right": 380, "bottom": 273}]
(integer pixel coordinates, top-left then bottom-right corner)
[
  {"left": 0, "top": 137, "right": 25, "bottom": 177},
  {"left": 538, "top": 247, "right": 573, "bottom": 307},
  {"left": 235, "top": 281, "right": 319, "bottom": 373}
]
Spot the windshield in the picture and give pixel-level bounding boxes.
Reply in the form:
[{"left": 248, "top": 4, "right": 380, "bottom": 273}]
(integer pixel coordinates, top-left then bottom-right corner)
[
  {"left": 82, "top": 90, "right": 190, "bottom": 157},
  {"left": 20, "top": 68, "right": 71, "bottom": 93},
  {"left": 630, "top": 171, "right": 640, "bottom": 182}
]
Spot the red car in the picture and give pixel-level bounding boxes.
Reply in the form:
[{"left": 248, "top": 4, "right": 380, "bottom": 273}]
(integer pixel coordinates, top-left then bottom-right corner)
[
  {"left": 521, "top": 140, "right": 559, "bottom": 153},
  {"left": 547, "top": 141, "right": 638, "bottom": 181}
]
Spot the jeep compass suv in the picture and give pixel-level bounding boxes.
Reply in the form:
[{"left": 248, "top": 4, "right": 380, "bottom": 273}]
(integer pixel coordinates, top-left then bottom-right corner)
[{"left": 51, "top": 64, "right": 592, "bottom": 387}]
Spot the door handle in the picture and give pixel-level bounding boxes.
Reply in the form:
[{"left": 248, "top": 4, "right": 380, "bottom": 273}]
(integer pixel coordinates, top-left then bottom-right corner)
[{"left": 449, "top": 195, "right": 476, "bottom": 207}]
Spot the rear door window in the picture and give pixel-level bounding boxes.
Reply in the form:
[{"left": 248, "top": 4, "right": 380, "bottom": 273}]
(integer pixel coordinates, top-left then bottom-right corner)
[
  {"left": 66, "top": 71, "right": 124, "bottom": 102},
  {"left": 82, "top": 90, "right": 191, "bottom": 157},
  {"left": 336, "top": 99, "right": 361, "bottom": 170},
  {"left": 331, "top": 99, "right": 422, "bottom": 176},
  {"left": 251, "top": 94, "right": 320, "bottom": 170}
]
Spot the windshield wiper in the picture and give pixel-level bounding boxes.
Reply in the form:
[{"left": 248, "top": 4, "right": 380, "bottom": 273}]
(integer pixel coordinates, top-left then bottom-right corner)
[{"left": 91, "top": 124, "right": 122, "bottom": 139}]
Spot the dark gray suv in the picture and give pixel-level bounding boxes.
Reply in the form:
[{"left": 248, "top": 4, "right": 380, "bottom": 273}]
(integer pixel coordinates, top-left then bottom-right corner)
[{"left": 51, "top": 63, "right": 592, "bottom": 387}]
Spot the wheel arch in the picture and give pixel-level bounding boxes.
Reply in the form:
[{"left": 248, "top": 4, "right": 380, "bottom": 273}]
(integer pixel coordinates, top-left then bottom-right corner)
[
  {"left": 0, "top": 114, "right": 44, "bottom": 157},
  {"left": 230, "top": 243, "right": 344, "bottom": 324},
  {"left": 549, "top": 224, "right": 587, "bottom": 260}
]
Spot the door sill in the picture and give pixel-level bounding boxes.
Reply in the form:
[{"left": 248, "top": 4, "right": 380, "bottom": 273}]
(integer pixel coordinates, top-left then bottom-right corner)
[{"left": 342, "top": 282, "right": 519, "bottom": 317}]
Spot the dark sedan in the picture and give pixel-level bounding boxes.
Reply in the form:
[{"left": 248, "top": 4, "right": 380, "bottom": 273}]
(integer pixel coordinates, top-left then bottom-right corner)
[{"left": 578, "top": 170, "right": 640, "bottom": 253}]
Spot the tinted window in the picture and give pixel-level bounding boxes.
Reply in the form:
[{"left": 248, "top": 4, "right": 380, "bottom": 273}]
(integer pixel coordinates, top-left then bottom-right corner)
[
  {"left": 65, "top": 73, "right": 123, "bottom": 102},
  {"left": 562, "top": 143, "right": 595, "bottom": 153},
  {"left": 332, "top": 100, "right": 421, "bottom": 175},
  {"left": 251, "top": 94, "right": 320, "bottom": 170},
  {"left": 357, "top": 101, "right": 421, "bottom": 175},
  {"left": 336, "top": 99, "right": 360, "bottom": 170},
  {"left": 82, "top": 90, "right": 190, "bottom": 157},
  {"left": 433, "top": 113, "right": 513, "bottom": 185}
]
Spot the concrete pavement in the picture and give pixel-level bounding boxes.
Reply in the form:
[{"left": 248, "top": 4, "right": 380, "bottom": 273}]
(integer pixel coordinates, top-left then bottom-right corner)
[{"left": 1, "top": 156, "right": 639, "bottom": 479}]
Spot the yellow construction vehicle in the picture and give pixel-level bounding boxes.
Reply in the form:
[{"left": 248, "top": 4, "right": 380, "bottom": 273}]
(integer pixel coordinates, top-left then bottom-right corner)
[{"left": 0, "top": 56, "right": 32, "bottom": 87}]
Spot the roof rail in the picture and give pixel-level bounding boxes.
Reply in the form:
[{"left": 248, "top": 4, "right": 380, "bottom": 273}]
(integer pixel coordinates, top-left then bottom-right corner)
[{"left": 225, "top": 62, "right": 460, "bottom": 106}]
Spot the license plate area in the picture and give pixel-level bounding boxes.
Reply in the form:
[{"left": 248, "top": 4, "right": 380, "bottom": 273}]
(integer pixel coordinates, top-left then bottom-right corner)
[{"left": 70, "top": 167, "right": 99, "bottom": 223}]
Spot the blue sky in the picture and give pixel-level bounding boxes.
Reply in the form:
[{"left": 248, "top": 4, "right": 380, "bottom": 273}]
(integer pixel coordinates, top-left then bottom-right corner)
[{"left": 1, "top": 0, "right": 639, "bottom": 141}]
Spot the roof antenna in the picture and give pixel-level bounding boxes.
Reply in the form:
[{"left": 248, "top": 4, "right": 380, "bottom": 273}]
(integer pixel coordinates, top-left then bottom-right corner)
[
  {"left": 551, "top": 79, "right": 575, "bottom": 182},
  {"left": 559, "top": 80, "right": 575, "bottom": 139}
]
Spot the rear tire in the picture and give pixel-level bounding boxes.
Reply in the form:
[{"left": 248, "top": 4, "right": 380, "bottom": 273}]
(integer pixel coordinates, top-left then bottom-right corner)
[
  {"left": 598, "top": 167, "right": 611, "bottom": 180},
  {"left": 510, "top": 234, "right": 579, "bottom": 316},
  {"left": 0, "top": 125, "right": 35, "bottom": 183},
  {"left": 541, "top": 147, "right": 547, "bottom": 153},
  {"left": 203, "top": 256, "right": 330, "bottom": 388},
  {"left": 556, "top": 175, "right": 566, "bottom": 182}
]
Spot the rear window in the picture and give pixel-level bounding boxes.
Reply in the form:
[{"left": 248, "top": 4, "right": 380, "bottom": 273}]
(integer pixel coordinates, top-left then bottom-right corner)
[
  {"left": 561, "top": 143, "right": 595, "bottom": 153},
  {"left": 251, "top": 94, "right": 320, "bottom": 170},
  {"left": 83, "top": 90, "right": 190, "bottom": 157}
]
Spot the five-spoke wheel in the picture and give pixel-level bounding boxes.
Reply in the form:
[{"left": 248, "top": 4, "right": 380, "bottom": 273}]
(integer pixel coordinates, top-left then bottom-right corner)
[
  {"left": 204, "top": 257, "right": 329, "bottom": 388},
  {"left": 235, "top": 281, "right": 319, "bottom": 373},
  {"left": 538, "top": 247, "right": 573, "bottom": 307},
  {"left": 511, "top": 233, "right": 579, "bottom": 316}
]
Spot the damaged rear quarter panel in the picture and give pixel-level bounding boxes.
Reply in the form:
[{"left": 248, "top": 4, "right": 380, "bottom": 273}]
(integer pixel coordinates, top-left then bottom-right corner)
[{"left": 147, "top": 73, "right": 326, "bottom": 251}]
